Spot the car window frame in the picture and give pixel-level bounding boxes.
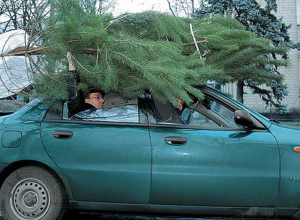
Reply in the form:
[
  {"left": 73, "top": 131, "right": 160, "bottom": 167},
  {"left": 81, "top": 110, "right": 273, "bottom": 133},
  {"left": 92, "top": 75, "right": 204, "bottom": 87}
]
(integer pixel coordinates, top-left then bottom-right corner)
[{"left": 43, "top": 89, "right": 267, "bottom": 131}]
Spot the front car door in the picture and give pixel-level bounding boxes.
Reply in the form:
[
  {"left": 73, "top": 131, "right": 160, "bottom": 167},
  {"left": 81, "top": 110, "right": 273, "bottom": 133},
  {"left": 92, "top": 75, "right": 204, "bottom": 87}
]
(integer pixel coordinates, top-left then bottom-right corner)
[
  {"left": 40, "top": 94, "right": 151, "bottom": 204},
  {"left": 147, "top": 89, "right": 280, "bottom": 207}
]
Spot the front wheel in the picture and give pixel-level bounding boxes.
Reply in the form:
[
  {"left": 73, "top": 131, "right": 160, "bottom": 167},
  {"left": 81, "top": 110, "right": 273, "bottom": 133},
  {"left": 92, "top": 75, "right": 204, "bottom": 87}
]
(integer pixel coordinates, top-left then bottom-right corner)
[{"left": 0, "top": 166, "right": 67, "bottom": 220}]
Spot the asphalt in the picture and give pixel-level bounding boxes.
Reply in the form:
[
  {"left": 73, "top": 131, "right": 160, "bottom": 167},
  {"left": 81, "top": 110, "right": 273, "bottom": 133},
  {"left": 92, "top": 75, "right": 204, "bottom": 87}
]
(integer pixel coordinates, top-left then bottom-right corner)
[
  {"left": 62, "top": 212, "right": 289, "bottom": 220},
  {"left": 0, "top": 210, "right": 290, "bottom": 220}
]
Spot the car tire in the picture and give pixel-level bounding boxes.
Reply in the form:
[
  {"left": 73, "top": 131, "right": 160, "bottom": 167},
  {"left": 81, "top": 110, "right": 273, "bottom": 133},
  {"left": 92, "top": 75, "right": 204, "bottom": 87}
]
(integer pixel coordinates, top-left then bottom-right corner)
[{"left": 0, "top": 166, "right": 67, "bottom": 220}]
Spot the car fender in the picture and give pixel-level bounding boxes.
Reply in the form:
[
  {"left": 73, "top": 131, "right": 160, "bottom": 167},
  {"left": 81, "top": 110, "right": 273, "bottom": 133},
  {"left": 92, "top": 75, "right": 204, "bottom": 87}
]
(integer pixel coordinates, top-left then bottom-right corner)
[{"left": 0, "top": 102, "right": 75, "bottom": 203}]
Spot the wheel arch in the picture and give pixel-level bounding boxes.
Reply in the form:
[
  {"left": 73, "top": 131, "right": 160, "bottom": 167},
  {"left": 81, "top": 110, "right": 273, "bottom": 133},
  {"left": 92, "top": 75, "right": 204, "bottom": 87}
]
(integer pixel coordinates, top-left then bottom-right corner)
[{"left": 0, "top": 160, "right": 73, "bottom": 206}]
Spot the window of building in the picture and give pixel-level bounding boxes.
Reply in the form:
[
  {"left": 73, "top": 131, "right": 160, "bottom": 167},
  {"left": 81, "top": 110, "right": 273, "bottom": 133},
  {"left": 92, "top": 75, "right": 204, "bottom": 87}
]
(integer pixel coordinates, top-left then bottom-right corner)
[{"left": 297, "top": 0, "right": 300, "bottom": 25}]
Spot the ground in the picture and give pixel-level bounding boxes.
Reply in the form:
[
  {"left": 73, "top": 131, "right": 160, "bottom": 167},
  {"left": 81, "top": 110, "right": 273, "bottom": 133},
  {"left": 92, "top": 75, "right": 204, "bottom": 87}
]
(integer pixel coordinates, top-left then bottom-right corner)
[
  {"left": 62, "top": 212, "right": 289, "bottom": 220},
  {"left": 0, "top": 211, "right": 290, "bottom": 219}
]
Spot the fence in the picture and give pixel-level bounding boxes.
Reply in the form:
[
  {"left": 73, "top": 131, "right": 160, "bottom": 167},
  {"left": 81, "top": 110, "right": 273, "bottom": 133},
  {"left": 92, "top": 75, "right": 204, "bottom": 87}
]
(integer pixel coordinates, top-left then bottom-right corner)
[{"left": 261, "top": 113, "right": 300, "bottom": 126}]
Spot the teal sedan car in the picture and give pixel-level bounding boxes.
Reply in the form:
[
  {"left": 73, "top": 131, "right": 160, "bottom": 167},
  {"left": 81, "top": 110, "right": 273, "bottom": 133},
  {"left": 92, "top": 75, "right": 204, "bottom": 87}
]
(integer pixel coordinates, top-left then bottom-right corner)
[{"left": 0, "top": 86, "right": 300, "bottom": 220}]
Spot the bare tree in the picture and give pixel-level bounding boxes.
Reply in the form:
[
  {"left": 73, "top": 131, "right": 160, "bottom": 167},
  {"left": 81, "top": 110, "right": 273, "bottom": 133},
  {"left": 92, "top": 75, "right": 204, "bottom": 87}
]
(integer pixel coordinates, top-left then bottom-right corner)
[
  {"left": 0, "top": 0, "right": 50, "bottom": 34},
  {"left": 80, "top": 0, "right": 115, "bottom": 15},
  {"left": 166, "top": 0, "right": 199, "bottom": 17}
]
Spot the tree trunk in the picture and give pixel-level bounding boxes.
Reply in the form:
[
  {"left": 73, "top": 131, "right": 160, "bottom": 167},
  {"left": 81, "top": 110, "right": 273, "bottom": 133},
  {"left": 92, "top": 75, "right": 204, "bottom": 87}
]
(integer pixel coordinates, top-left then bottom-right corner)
[
  {"left": 237, "top": 80, "right": 244, "bottom": 103},
  {"left": 191, "top": 0, "right": 195, "bottom": 14},
  {"left": 23, "top": 0, "right": 28, "bottom": 28},
  {"left": 167, "top": 0, "right": 176, "bottom": 16}
]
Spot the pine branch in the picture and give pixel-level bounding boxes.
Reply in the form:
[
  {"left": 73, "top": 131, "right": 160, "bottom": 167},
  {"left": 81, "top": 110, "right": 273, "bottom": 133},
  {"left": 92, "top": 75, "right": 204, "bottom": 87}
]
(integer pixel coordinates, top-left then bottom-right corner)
[{"left": 190, "top": 23, "right": 202, "bottom": 59}]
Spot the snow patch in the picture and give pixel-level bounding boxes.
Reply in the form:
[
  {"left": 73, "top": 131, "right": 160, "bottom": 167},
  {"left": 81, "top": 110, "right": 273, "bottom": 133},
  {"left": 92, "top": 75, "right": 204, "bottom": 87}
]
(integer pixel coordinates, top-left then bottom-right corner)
[
  {"left": 0, "top": 30, "right": 29, "bottom": 55},
  {"left": 0, "top": 30, "right": 33, "bottom": 98}
]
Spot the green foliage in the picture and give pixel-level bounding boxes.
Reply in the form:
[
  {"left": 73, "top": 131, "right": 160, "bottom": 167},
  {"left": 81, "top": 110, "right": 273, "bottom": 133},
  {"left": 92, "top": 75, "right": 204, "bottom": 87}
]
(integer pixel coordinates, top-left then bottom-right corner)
[
  {"left": 34, "top": 0, "right": 288, "bottom": 107},
  {"left": 195, "top": 16, "right": 288, "bottom": 81},
  {"left": 195, "top": 0, "right": 291, "bottom": 109},
  {"left": 109, "top": 12, "right": 191, "bottom": 44},
  {"left": 34, "top": 72, "right": 69, "bottom": 100},
  {"left": 194, "top": 16, "right": 288, "bottom": 89}
]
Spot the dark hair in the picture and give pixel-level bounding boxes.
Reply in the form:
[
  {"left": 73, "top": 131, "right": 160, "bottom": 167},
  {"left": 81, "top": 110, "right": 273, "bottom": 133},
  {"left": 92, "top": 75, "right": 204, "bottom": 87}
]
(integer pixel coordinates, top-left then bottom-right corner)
[{"left": 84, "top": 87, "right": 105, "bottom": 99}]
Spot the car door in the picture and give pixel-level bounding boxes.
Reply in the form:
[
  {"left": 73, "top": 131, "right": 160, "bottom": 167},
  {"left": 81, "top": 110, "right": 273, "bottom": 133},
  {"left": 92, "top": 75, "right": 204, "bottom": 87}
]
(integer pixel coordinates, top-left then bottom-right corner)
[
  {"left": 147, "top": 91, "right": 280, "bottom": 207},
  {"left": 40, "top": 95, "right": 151, "bottom": 204}
]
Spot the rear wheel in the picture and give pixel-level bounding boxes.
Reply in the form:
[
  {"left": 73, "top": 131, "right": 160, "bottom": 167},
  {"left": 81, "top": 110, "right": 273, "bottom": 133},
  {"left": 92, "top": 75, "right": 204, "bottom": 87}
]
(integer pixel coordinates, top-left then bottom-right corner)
[{"left": 0, "top": 166, "right": 67, "bottom": 220}]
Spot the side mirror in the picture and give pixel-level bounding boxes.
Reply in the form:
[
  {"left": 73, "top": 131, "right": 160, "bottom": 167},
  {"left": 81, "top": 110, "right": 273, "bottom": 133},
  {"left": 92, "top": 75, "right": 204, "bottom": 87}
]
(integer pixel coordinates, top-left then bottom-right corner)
[{"left": 234, "top": 109, "right": 254, "bottom": 128}]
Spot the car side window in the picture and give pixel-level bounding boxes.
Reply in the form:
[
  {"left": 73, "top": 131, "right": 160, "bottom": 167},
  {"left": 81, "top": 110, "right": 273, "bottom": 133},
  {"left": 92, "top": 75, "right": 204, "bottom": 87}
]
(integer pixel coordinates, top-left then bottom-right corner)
[
  {"left": 148, "top": 99, "right": 183, "bottom": 125},
  {"left": 188, "top": 111, "right": 220, "bottom": 127},
  {"left": 64, "top": 93, "right": 147, "bottom": 123},
  {"left": 201, "top": 96, "right": 242, "bottom": 128},
  {"left": 149, "top": 95, "right": 240, "bottom": 128},
  {"left": 70, "top": 104, "right": 140, "bottom": 123},
  {"left": 210, "top": 100, "right": 236, "bottom": 127},
  {"left": 149, "top": 100, "right": 221, "bottom": 127},
  {"left": 44, "top": 100, "right": 63, "bottom": 120}
]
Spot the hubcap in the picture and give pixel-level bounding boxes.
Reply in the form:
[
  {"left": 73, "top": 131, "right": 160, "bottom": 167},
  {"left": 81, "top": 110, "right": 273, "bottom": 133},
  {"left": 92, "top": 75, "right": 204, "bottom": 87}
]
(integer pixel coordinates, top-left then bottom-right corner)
[
  {"left": 10, "top": 178, "right": 51, "bottom": 220},
  {"left": 23, "top": 192, "right": 38, "bottom": 208}
]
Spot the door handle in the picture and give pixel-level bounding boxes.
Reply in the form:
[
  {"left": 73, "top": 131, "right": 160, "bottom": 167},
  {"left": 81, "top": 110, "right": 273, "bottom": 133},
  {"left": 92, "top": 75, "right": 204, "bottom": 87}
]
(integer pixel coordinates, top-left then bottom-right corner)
[
  {"left": 165, "top": 136, "right": 187, "bottom": 146},
  {"left": 53, "top": 131, "right": 73, "bottom": 139}
]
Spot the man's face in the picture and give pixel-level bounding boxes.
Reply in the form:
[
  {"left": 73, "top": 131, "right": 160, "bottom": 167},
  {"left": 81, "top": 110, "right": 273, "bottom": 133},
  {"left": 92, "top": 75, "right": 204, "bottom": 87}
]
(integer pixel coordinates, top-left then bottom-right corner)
[{"left": 85, "top": 92, "right": 105, "bottom": 109}]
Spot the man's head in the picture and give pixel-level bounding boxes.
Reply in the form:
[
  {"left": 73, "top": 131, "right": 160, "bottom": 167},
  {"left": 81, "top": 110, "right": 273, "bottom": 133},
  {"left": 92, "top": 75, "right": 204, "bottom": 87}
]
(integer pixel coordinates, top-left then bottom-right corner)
[{"left": 85, "top": 89, "right": 105, "bottom": 109}]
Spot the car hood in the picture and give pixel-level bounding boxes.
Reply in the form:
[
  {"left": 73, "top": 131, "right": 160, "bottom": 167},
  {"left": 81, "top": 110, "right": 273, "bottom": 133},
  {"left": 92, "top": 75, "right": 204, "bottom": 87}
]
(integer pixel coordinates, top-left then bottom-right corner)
[
  {"left": 271, "top": 123, "right": 300, "bottom": 131},
  {"left": 269, "top": 123, "right": 300, "bottom": 152}
]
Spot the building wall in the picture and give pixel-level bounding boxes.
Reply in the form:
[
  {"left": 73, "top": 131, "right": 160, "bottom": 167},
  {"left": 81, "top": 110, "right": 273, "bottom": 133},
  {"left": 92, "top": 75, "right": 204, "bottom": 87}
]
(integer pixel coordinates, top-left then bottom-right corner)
[{"left": 223, "top": 0, "right": 300, "bottom": 113}]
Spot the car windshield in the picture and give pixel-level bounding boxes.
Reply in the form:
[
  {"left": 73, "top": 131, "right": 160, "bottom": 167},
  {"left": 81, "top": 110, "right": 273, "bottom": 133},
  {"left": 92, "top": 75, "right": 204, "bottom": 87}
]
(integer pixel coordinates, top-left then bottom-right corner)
[{"left": 9, "top": 98, "right": 43, "bottom": 114}]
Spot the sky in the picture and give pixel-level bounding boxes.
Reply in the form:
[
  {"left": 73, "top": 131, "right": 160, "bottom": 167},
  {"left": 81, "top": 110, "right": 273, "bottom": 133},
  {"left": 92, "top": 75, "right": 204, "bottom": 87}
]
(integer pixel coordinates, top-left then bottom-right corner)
[
  {"left": 113, "top": 0, "right": 170, "bottom": 15},
  {"left": 0, "top": 0, "right": 172, "bottom": 21}
]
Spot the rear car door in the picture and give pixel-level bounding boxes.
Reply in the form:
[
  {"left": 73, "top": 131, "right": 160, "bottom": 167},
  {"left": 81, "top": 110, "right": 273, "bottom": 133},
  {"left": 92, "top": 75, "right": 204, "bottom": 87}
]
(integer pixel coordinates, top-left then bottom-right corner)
[
  {"left": 40, "top": 94, "right": 151, "bottom": 204},
  {"left": 147, "top": 91, "right": 280, "bottom": 207}
]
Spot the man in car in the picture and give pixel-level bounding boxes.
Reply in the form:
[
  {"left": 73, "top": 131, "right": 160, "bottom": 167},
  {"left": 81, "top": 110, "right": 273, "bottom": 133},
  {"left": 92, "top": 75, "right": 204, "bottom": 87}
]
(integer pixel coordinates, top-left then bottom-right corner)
[
  {"left": 66, "top": 52, "right": 105, "bottom": 117},
  {"left": 67, "top": 83, "right": 105, "bottom": 117}
]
